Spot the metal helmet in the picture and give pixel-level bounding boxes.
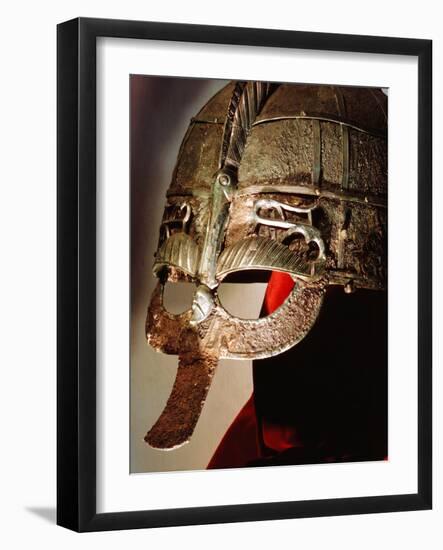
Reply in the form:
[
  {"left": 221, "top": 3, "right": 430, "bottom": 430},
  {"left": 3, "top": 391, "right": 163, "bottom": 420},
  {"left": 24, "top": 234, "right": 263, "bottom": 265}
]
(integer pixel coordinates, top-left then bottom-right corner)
[{"left": 145, "top": 81, "right": 387, "bottom": 449}]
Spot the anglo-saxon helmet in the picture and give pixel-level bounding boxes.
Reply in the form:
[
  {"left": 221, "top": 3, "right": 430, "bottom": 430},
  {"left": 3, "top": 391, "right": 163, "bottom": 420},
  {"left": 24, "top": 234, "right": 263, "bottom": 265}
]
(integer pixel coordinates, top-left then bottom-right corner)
[{"left": 145, "top": 81, "right": 387, "bottom": 450}]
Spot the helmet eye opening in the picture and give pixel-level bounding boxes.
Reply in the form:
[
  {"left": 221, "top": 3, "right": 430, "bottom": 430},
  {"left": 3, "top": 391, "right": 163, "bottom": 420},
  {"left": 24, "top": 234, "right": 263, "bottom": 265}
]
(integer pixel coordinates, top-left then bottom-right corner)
[{"left": 217, "top": 276, "right": 269, "bottom": 320}]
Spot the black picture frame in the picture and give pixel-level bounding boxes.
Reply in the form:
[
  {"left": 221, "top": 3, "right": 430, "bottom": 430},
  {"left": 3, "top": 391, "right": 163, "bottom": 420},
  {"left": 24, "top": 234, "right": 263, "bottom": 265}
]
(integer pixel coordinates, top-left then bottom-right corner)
[{"left": 57, "top": 17, "right": 432, "bottom": 532}]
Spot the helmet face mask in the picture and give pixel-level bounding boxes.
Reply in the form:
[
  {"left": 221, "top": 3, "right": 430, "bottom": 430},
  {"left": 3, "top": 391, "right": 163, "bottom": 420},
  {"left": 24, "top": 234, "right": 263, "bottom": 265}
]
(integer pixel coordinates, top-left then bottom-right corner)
[{"left": 144, "top": 81, "right": 387, "bottom": 450}]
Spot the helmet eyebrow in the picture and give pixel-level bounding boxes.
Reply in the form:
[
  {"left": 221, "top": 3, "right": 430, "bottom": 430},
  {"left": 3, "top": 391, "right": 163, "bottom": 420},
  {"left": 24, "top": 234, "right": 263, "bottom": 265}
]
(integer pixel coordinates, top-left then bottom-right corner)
[
  {"left": 216, "top": 236, "right": 325, "bottom": 282},
  {"left": 153, "top": 233, "right": 200, "bottom": 279}
]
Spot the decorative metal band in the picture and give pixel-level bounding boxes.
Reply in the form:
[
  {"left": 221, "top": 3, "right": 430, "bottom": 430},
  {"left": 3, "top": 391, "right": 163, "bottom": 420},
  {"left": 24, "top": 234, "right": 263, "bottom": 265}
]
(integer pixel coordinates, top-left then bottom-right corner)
[
  {"left": 190, "top": 117, "right": 224, "bottom": 125},
  {"left": 219, "top": 81, "right": 246, "bottom": 170},
  {"left": 166, "top": 185, "right": 387, "bottom": 208},
  {"left": 219, "top": 81, "right": 275, "bottom": 171},
  {"left": 251, "top": 115, "right": 387, "bottom": 139},
  {"left": 328, "top": 270, "right": 385, "bottom": 291}
]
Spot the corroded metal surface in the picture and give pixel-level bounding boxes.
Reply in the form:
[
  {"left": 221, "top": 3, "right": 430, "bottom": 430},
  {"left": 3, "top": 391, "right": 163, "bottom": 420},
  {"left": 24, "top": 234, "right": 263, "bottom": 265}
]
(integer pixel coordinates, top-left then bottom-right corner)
[
  {"left": 144, "top": 81, "right": 387, "bottom": 449},
  {"left": 254, "top": 84, "right": 387, "bottom": 135},
  {"left": 147, "top": 278, "right": 326, "bottom": 360},
  {"left": 145, "top": 351, "right": 218, "bottom": 450},
  {"left": 145, "top": 277, "right": 326, "bottom": 449}
]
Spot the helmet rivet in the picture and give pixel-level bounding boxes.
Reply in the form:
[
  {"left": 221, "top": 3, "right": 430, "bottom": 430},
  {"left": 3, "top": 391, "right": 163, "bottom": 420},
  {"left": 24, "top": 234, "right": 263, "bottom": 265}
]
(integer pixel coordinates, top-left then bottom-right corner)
[
  {"left": 218, "top": 173, "right": 230, "bottom": 186},
  {"left": 344, "top": 280, "right": 355, "bottom": 294}
]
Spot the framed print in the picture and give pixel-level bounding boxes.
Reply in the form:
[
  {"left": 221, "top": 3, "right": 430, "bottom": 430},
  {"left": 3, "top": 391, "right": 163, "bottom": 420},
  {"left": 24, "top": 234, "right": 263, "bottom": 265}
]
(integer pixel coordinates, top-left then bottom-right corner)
[{"left": 57, "top": 17, "right": 432, "bottom": 531}]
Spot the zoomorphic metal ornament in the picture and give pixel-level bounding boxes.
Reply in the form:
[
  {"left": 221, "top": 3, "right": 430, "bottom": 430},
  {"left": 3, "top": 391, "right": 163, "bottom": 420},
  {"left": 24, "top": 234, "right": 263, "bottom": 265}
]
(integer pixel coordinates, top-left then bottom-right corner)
[{"left": 145, "top": 81, "right": 387, "bottom": 450}]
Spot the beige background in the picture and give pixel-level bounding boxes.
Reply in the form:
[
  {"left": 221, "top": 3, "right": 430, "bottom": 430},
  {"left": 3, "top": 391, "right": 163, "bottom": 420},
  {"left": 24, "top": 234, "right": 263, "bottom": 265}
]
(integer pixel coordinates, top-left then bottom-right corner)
[{"left": 130, "top": 76, "right": 267, "bottom": 473}]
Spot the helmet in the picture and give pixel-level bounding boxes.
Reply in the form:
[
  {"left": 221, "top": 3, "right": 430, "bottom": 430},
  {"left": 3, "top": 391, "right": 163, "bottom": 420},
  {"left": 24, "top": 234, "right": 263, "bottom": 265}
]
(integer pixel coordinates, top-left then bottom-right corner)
[{"left": 145, "top": 81, "right": 387, "bottom": 449}]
